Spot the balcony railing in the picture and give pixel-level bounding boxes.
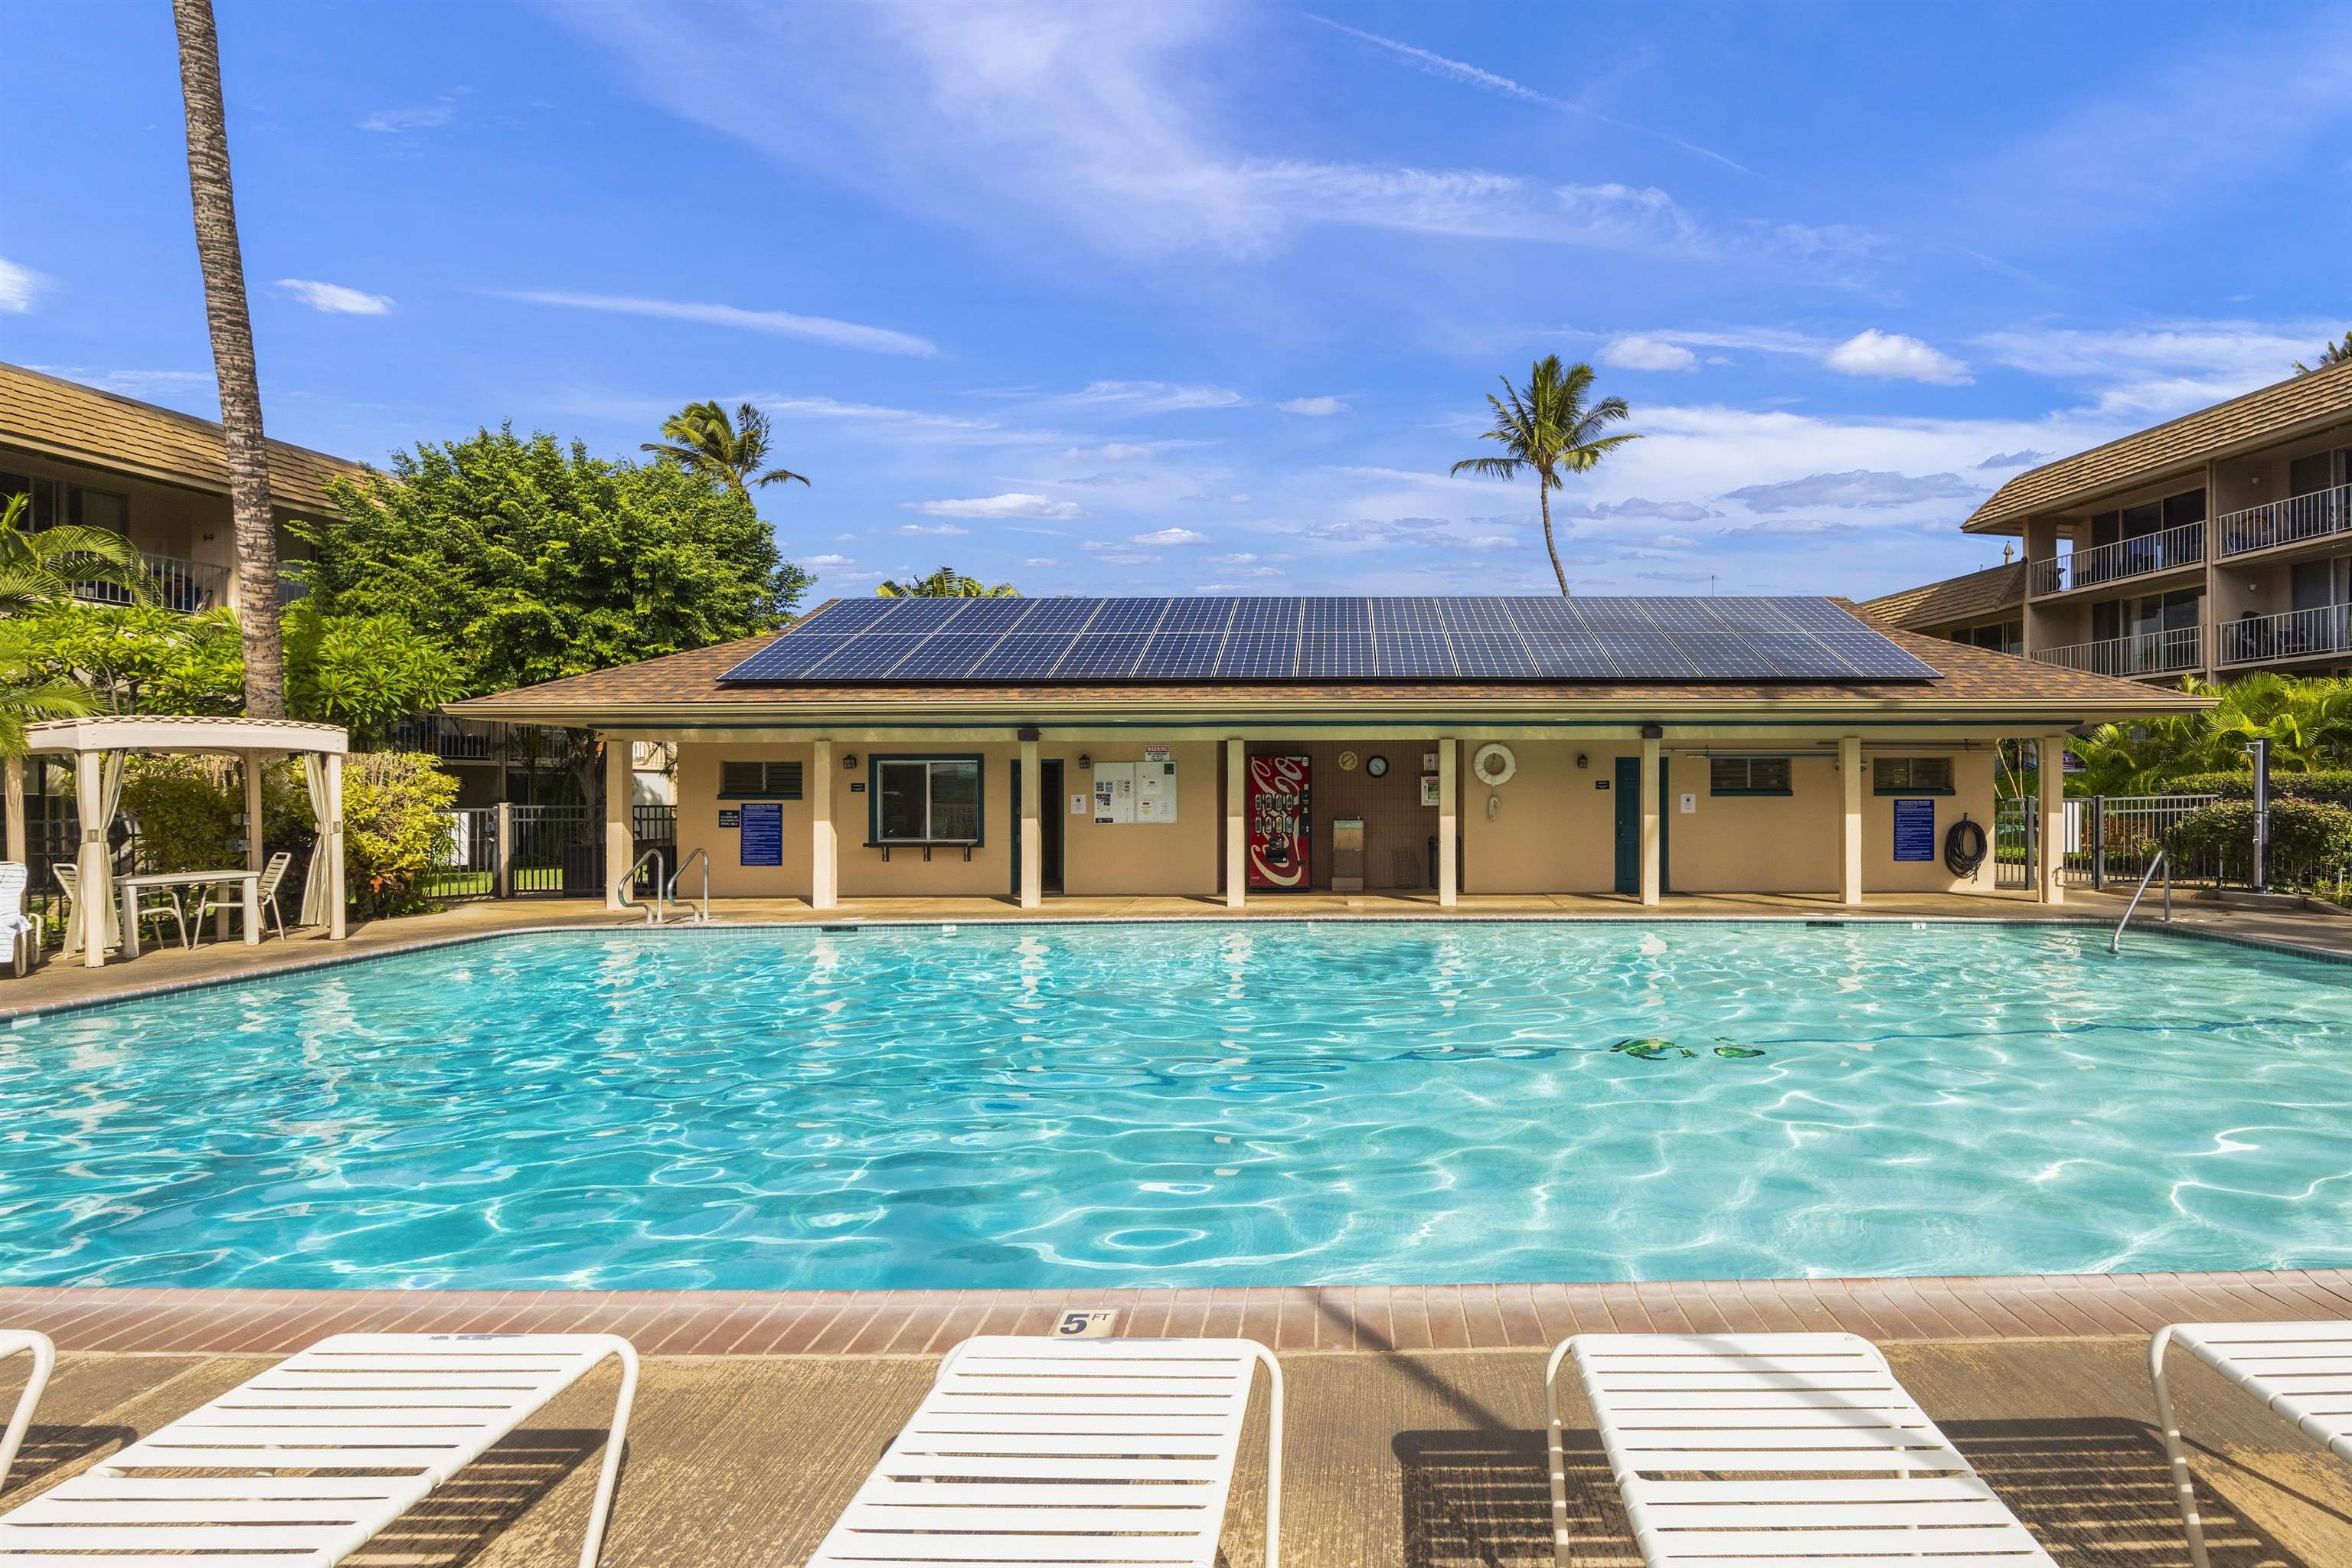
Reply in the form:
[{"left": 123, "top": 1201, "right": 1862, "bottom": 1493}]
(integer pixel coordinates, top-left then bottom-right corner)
[
  {"left": 2029, "top": 521, "right": 2205, "bottom": 596},
  {"left": 2217, "top": 604, "right": 2352, "bottom": 667},
  {"left": 2216, "top": 483, "right": 2352, "bottom": 558},
  {"left": 2030, "top": 626, "right": 2201, "bottom": 679},
  {"left": 381, "top": 716, "right": 580, "bottom": 764},
  {"left": 71, "top": 552, "right": 230, "bottom": 614}
]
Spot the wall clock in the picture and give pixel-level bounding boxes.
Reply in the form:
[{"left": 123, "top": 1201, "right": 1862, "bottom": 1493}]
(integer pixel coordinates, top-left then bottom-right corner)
[{"left": 1365, "top": 754, "right": 1390, "bottom": 778}]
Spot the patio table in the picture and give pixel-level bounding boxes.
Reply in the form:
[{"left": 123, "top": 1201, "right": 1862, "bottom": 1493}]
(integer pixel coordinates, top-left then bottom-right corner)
[{"left": 114, "top": 868, "right": 260, "bottom": 958}]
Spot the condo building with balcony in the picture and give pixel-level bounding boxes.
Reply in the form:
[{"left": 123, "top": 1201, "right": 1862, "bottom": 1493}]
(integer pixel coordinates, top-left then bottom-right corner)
[{"left": 1860, "top": 360, "right": 2352, "bottom": 685}]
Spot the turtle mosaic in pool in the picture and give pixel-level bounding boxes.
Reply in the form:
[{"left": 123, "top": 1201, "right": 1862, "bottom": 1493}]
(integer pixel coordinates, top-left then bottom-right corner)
[{"left": 3, "top": 922, "right": 2350, "bottom": 1292}]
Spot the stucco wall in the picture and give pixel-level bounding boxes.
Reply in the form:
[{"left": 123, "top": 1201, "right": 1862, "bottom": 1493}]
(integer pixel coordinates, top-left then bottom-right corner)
[
  {"left": 1860, "top": 747, "right": 2000, "bottom": 894},
  {"left": 1661, "top": 753, "right": 1843, "bottom": 893},
  {"left": 1061, "top": 742, "right": 1222, "bottom": 897},
  {"left": 675, "top": 741, "right": 815, "bottom": 899},
  {"left": 1459, "top": 740, "right": 1628, "bottom": 893}
]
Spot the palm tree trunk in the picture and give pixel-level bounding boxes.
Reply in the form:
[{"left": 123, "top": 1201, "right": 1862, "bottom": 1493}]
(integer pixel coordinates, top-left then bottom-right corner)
[
  {"left": 1538, "top": 481, "right": 1570, "bottom": 596},
  {"left": 172, "top": 0, "right": 284, "bottom": 718}
]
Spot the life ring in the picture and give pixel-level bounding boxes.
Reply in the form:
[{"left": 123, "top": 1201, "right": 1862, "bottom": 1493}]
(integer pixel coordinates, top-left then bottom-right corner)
[
  {"left": 1471, "top": 743, "right": 1517, "bottom": 786},
  {"left": 1944, "top": 816, "right": 1988, "bottom": 877}
]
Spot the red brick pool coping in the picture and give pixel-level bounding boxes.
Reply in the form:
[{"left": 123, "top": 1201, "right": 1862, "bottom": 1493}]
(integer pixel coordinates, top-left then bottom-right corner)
[{"left": 8, "top": 1269, "right": 2350, "bottom": 1357}]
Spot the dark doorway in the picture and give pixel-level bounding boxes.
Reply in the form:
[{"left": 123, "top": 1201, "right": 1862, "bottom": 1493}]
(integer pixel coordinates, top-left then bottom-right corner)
[
  {"left": 1611, "top": 756, "right": 1671, "bottom": 896},
  {"left": 1009, "top": 758, "right": 1066, "bottom": 897}
]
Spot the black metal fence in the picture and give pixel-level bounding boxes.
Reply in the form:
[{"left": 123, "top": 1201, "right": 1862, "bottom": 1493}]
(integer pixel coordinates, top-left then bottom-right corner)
[{"left": 1991, "top": 792, "right": 2350, "bottom": 894}]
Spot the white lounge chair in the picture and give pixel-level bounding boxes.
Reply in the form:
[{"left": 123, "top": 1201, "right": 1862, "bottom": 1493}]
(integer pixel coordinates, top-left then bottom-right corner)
[
  {"left": 805, "top": 1334, "right": 1282, "bottom": 1567},
  {"left": 1547, "top": 1332, "right": 2056, "bottom": 1566},
  {"left": 0, "top": 1331, "right": 54, "bottom": 1495},
  {"left": 2151, "top": 1320, "right": 2352, "bottom": 1568},
  {"left": 0, "top": 1331, "right": 635, "bottom": 1568},
  {"left": 0, "top": 864, "right": 33, "bottom": 976}
]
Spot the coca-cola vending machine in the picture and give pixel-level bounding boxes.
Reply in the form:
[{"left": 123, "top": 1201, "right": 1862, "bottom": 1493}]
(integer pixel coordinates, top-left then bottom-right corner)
[{"left": 1246, "top": 754, "right": 1311, "bottom": 890}]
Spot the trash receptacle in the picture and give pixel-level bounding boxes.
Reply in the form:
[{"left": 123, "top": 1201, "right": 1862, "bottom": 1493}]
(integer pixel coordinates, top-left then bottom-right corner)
[{"left": 1331, "top": 818, "right": 1365, "bottom": 893}]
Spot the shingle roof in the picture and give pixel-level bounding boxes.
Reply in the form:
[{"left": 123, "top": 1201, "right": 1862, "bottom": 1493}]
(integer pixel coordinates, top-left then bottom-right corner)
[
  {"left": 0, "top": 361, "right": 370, "bottom": 515},
  {"left": 1967, "top": 359, "right": 2352, "bottom": 532},
  {"left": 1854, "top": 562, "right": 2027, "bottom": 630},
  {"left": 452, "top": 603, "right": 2202, "bottom": 723}
]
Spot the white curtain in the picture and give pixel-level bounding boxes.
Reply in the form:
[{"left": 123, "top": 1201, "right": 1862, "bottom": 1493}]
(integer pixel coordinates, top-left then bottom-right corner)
[
  {"left": 300, "top": 752, "right": 333, "bottom": 926},
  {"left": 94, "top": 750, "right": 126, "bottom": 948}
]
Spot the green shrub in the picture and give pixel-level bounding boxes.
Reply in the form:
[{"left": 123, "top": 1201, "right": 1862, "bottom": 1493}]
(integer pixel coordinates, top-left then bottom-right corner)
[
  {"left": 342, "top": 753, "right": 459, "bottom": 918},
  {"left": 117, "top": 756, "right": 237, "bottom": 872},
  {"left": 2167, "top": 769, "right": 2352, "bottom": 805},
  {"left": 2168, "top": 798, "right": 2352, "bottom": 886}
]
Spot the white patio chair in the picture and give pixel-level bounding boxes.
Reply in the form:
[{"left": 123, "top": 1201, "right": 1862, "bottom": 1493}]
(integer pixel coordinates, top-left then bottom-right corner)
[
  {"left": 191, "top": 849, "right": 293, "bottom": 942},
  {"left": 0, "top": 864, "right": 33, "bottom": 977},
  {"left": 2150, "top": 1320, "right": 2352, "bottom": 1568},
  {"left": 1547, "top": 1331, "right": 2056, "bottom": 1566},
  {"left": 805, "top": 1334, "right": 1283, "bottom": 1567},
  {"left": 0, "top": 1331, "right": 636, "bottom": 1568},
  {"left": 56, "top": 862, "right": 185, "bottom": 955},
  {"left": 0, "top": 1330, "right": 54, "bottom": 1496}
]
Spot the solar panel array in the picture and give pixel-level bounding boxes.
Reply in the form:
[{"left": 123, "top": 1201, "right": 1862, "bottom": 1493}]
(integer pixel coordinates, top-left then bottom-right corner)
[{"left": 717, "top": 596, "right": 1941, "bottom": 684}]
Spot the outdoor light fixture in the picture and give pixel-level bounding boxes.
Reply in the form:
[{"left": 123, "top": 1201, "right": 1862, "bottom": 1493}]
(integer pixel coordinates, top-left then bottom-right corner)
[
  {"left": 1576, "top": 753, "right": 1588, "bottom": 769},
  {"left": 1077, "top": 753, "right": 1092, "bottom": 769},
  {"left": 1641, "top": 724, "right": 1664, "bottom": 740},
  {"left": 1017, "top": 725, "right": 1040, "bottom": 741},
  {"left": 843, "top": 753, "right": 858, "bottom": 769}
]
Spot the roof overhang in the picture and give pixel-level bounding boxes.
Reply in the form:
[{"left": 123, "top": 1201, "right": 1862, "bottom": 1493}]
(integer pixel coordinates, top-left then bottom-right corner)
[{"left": 24, "top": 715, "right": 350, "bottom": 756}]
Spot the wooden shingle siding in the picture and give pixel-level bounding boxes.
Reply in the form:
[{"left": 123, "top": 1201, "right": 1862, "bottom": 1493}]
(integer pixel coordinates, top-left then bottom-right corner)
[{"left": 0, "top": 360, "right": 369, "bottom": 515}]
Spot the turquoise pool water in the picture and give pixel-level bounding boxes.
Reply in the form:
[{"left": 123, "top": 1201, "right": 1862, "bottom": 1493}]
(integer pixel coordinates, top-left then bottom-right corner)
[{"left": 3, "top": 922, "right": 2349, "bottom": 1292}]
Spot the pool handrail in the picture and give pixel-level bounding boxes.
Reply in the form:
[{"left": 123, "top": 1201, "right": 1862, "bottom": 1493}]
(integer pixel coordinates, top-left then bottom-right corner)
[
  {"left": 2112, "top": 849, "right": 2169, "bottom": 954},
  {"left": 666, "top": 847, "right": 710, "bottom": 924},
  {"left": 619, "top": 848, "right": 666, "bottom": 926}
]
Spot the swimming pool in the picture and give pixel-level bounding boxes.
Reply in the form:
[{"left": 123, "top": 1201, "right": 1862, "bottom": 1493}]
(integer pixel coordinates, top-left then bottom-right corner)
[{"left": 4, "top": 921, "right": 2348, "bottom": 1292}]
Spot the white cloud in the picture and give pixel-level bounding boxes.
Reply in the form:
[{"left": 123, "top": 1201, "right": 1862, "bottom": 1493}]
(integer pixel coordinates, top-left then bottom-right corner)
[
  {"left": 1071, "top": 442, "right": 1158, "bottom": 460},
  {"left": 26, "top": 365, "right": 211, "bottom": 398},
  {"left": 1307, "top": 15, "right": 1549, "bottom": 103},
  {"left": 1723, "top": 469, "right": 1984, "bottom": 513},
  {"left": 1823, "top": 329, "right": 1972, "bottom": 385},
  {"left": 506, "top": 289, "right": 936, "bottom": 356},
  {"left": 1126, "top": 527, "right": 1209, "bottom": 546},
  {"left": 1601, "top": 335, "right": 1698, "bottom": 372},
  {"left": 1277, "top": 395, "right": 1348, "bottom": 415},
  {"left": 277, "top": 279, "right": 394, "bottom": 315},
  {"left": 1055, "top": 380, "right": 1244, "bottom": 413},
  {"left": 891, "top": 522, "right": 970, "bottom": 537},
  {"left": 904, "top": 492, "right": 1083, "bottom": 520},
  {"left": 803, "top": 553, "right": 858, "bottom": 567},
  {"left": 359, "top": 98, "right": 459, "bottom": 132},
  {"left": 0, "top": 258, "right": 45, "bottom": 313}
]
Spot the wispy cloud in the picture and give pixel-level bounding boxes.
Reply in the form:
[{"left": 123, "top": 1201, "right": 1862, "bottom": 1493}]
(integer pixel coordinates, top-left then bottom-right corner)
[
  {"left": 1125, "top": 527, "right": 1210, "bottom": 546},
  {"left": 905, "top": 493, "right": 1083, "bottom": 520},
  {"left": 27, "top": 365, "right": 211, "bottom": 399},
  {"left": 278, "top": 279, "right": 394, "bottom": 315},
  {"left": 506, "top": 290, "right": 937, "bottom": 356},
  {"left": 1722, "top": 469, "right": 1984, "bottom": 513},
  {"left": 360, "top": 94, "right": 463, "bottom": 132},
  {"left": 1601, "top": 335, "right": 1697, "bottom": 372},
  {"left": 1277, "top": 395, "right": 1347, "bottom": 415},
  {"left": 1053, "top": 380, "right": 1244, "bottom": 413},
  {"left": 891, "top": 522, "right": 969, "bottom": 537},
  {"left": 0, "top": 258, "right": 50, "bottom": 313}
]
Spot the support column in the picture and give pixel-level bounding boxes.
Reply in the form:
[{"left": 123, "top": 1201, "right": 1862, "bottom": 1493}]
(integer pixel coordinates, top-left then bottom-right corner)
[
  {"left": 1840, "top": 735, "right": 1864, "bottom": 906},
  {"left": 603, "top": 735, "right": 632, "bottom": 911},
  {"left": 495, "top": 801, "right": 514, "bottom": 899},
  {"left": 76, "top": 749, "right": 106, "bottom": 967},
  {"left": 812, "top": 738, "right": 838, "bottom": 910},
  {"left": 2038, "top": 734, "right": 2066, "bottom": 906},
  {"left": 1436, "top": 737, "right": 1459, "bottom": 908},
  {"left": 1224, "top": 738, "right": 1246, "bottom": 910},
  {"left": 238, "top": 750, "right": 265, "bottom": 943},
  {"left": 323, "top": 752, "right": 347, "bottom": 939},
  {"left": 1018, "top": 734, "right": 1041, "bottom": 910},
  {"left": 1639, "top": 731, "right": 1662, "bottom": 906},
  {"left": 4, "top": 753, "right": 24, "bottom": 866}
]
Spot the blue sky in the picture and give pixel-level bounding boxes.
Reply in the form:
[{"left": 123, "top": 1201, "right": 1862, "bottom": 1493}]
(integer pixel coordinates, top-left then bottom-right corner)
[{"left": 3, "top": 1, "right": 2347, "bottom": 603}]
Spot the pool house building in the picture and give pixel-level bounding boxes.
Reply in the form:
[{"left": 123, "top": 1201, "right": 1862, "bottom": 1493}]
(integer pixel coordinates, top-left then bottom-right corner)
[{"left": 452, "top": 594, "right": 2198, "bottom": 912}]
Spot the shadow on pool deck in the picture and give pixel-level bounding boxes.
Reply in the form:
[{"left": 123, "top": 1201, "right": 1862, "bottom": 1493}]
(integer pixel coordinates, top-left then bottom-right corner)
[{"left": 7, "top": 1340, "right": 2351, "bottom": 1567}]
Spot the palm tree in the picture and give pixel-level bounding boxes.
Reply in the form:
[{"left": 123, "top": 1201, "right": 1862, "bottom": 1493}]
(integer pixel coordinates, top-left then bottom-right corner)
[
  {"left": 642, "top": 401, "right": 810, "bottom": 497},
  {"left": 1450, "top": 356, "right": 1639, "bottom": 595},
  {"left": 0, "top": 493, "right": 153, "bottom": 613},
  {"left": 877, "top": 567, "right": 1020, "bottom": 598},
  {"left": 2295, "top": 332, "right": 2352, "bottom": 375},
  {"left": 172, "top": 0, "right": 284, "bottom": 717}
]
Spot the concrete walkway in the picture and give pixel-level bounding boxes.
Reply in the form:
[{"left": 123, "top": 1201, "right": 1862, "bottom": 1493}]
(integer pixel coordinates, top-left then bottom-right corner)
[
  {"left": 6, "top": 1338, "right": 2350, "bottom": 1566},
  {"left": 8, "top": 883, "right": 2349, "bottom": 1016}
]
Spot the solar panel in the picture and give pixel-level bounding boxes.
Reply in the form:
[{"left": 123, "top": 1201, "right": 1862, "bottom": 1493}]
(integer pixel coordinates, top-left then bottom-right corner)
[
  {"left": 1300, "top": 598, "right": 1370, "bottom": 632},
  {"left": 715, "top": 595, "right": 1938, "bottom": 684},
  {"left": 1134, "top": 634, "right": 1223, "bottom": 678},
  {"left": 1214, "top": 633, "right": 1298, "bottom": 678},
  {"left": 1054, "top": 634, "right": 1152, "bottom": 680}
]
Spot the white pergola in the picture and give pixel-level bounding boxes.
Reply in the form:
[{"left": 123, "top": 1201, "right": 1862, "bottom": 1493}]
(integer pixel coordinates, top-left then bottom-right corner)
[{"left": 8, "top": 715, "right": 349, "bottom": 969}]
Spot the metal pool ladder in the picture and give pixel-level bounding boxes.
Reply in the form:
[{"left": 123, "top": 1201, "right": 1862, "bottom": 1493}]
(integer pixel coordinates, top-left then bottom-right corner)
[
  {"left": 2112, "top": 849, "right": 2170, "bottom": 954},
  {"left": 666, "top": 848, "right": 710, "bottom": 924},
  {"left": 620, "top": 849, "right": 666, "bottom": 926}
]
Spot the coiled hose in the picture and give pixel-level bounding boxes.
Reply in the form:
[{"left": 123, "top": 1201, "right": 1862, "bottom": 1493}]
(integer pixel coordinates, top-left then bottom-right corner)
[{"left": 1944, "top": 815, "right": 1988, "bottom": 877}]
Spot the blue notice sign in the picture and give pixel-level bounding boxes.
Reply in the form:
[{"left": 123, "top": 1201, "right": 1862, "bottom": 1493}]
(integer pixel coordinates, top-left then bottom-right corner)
[
  {"left": 740, "top": 801, "right": 782, "bottom": 867},
  {"left": 1892, "top": 797, "right": 1935, "bottom": 862}
]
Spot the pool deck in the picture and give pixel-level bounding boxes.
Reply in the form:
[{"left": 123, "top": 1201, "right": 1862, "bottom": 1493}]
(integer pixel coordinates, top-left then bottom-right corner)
[
  {"left": 10, "top": 892, "right": 2352, "bottom": 1560},
  {"left": 8, "top": 881, "right": 2351, "bottom": 1017}
]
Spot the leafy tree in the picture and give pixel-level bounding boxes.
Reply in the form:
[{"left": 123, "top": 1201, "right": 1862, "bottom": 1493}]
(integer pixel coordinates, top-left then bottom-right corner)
[
  {"left": 641, "top": 400, "right": 810, "bottom": 497},
  {"left": 172, "top": 0, "right": 285, "bottom": 716},
  {"left": 341, "top": 752, "right": 461, "bottom": 918},
  {"left": 877, "top": 567, "right": 1020, "bottom": 598},
  {"left": 1451, "top": 356, "right": 1639, "bottom": 596},
  {"left": 0, "top": 639, "right": 93, "bottom": 756},
  {"left": 0, "top": 492, "right": 154, "bottom": 611},
  {"left": 2295, "top": 332, "right": 2352, "bottom": 375},
  {"left": 302, "top": 424, "right": 809, "bottom": 695}
]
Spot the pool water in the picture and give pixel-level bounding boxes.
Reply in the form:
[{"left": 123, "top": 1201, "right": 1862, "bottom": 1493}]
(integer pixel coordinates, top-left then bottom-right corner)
[{"left": 4, "top": 922, "right": 2350, "bottom": 1292}]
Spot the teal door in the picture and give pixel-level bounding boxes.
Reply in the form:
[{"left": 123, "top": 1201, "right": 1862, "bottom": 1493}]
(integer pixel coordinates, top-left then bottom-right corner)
[{"left": 1612, "top": 756, "right": 1671, "bottom": 895}]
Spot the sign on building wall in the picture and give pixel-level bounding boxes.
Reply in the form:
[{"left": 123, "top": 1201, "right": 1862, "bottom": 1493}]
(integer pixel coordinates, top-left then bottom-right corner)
[
  {"left": 1892, "top": 798, "right": 1935, "bottom": 862},
  {"left": 1093, "top": 762, "right": 1136, "bottom": 824},
  {"left": 1136, "top": 759, "right": 1178, "bottom": 822},
  {"left": 740, "top": 801, "right": 782, "bottom": 866}
]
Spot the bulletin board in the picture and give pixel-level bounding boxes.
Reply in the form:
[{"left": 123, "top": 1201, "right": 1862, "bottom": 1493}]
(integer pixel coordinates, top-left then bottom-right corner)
[
  {"left": 1093, "top": 762, "right": 1136, "bottom": 824},
  {"left": 1136, "top": 758, "right": 1178, "bottom": 822}
]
